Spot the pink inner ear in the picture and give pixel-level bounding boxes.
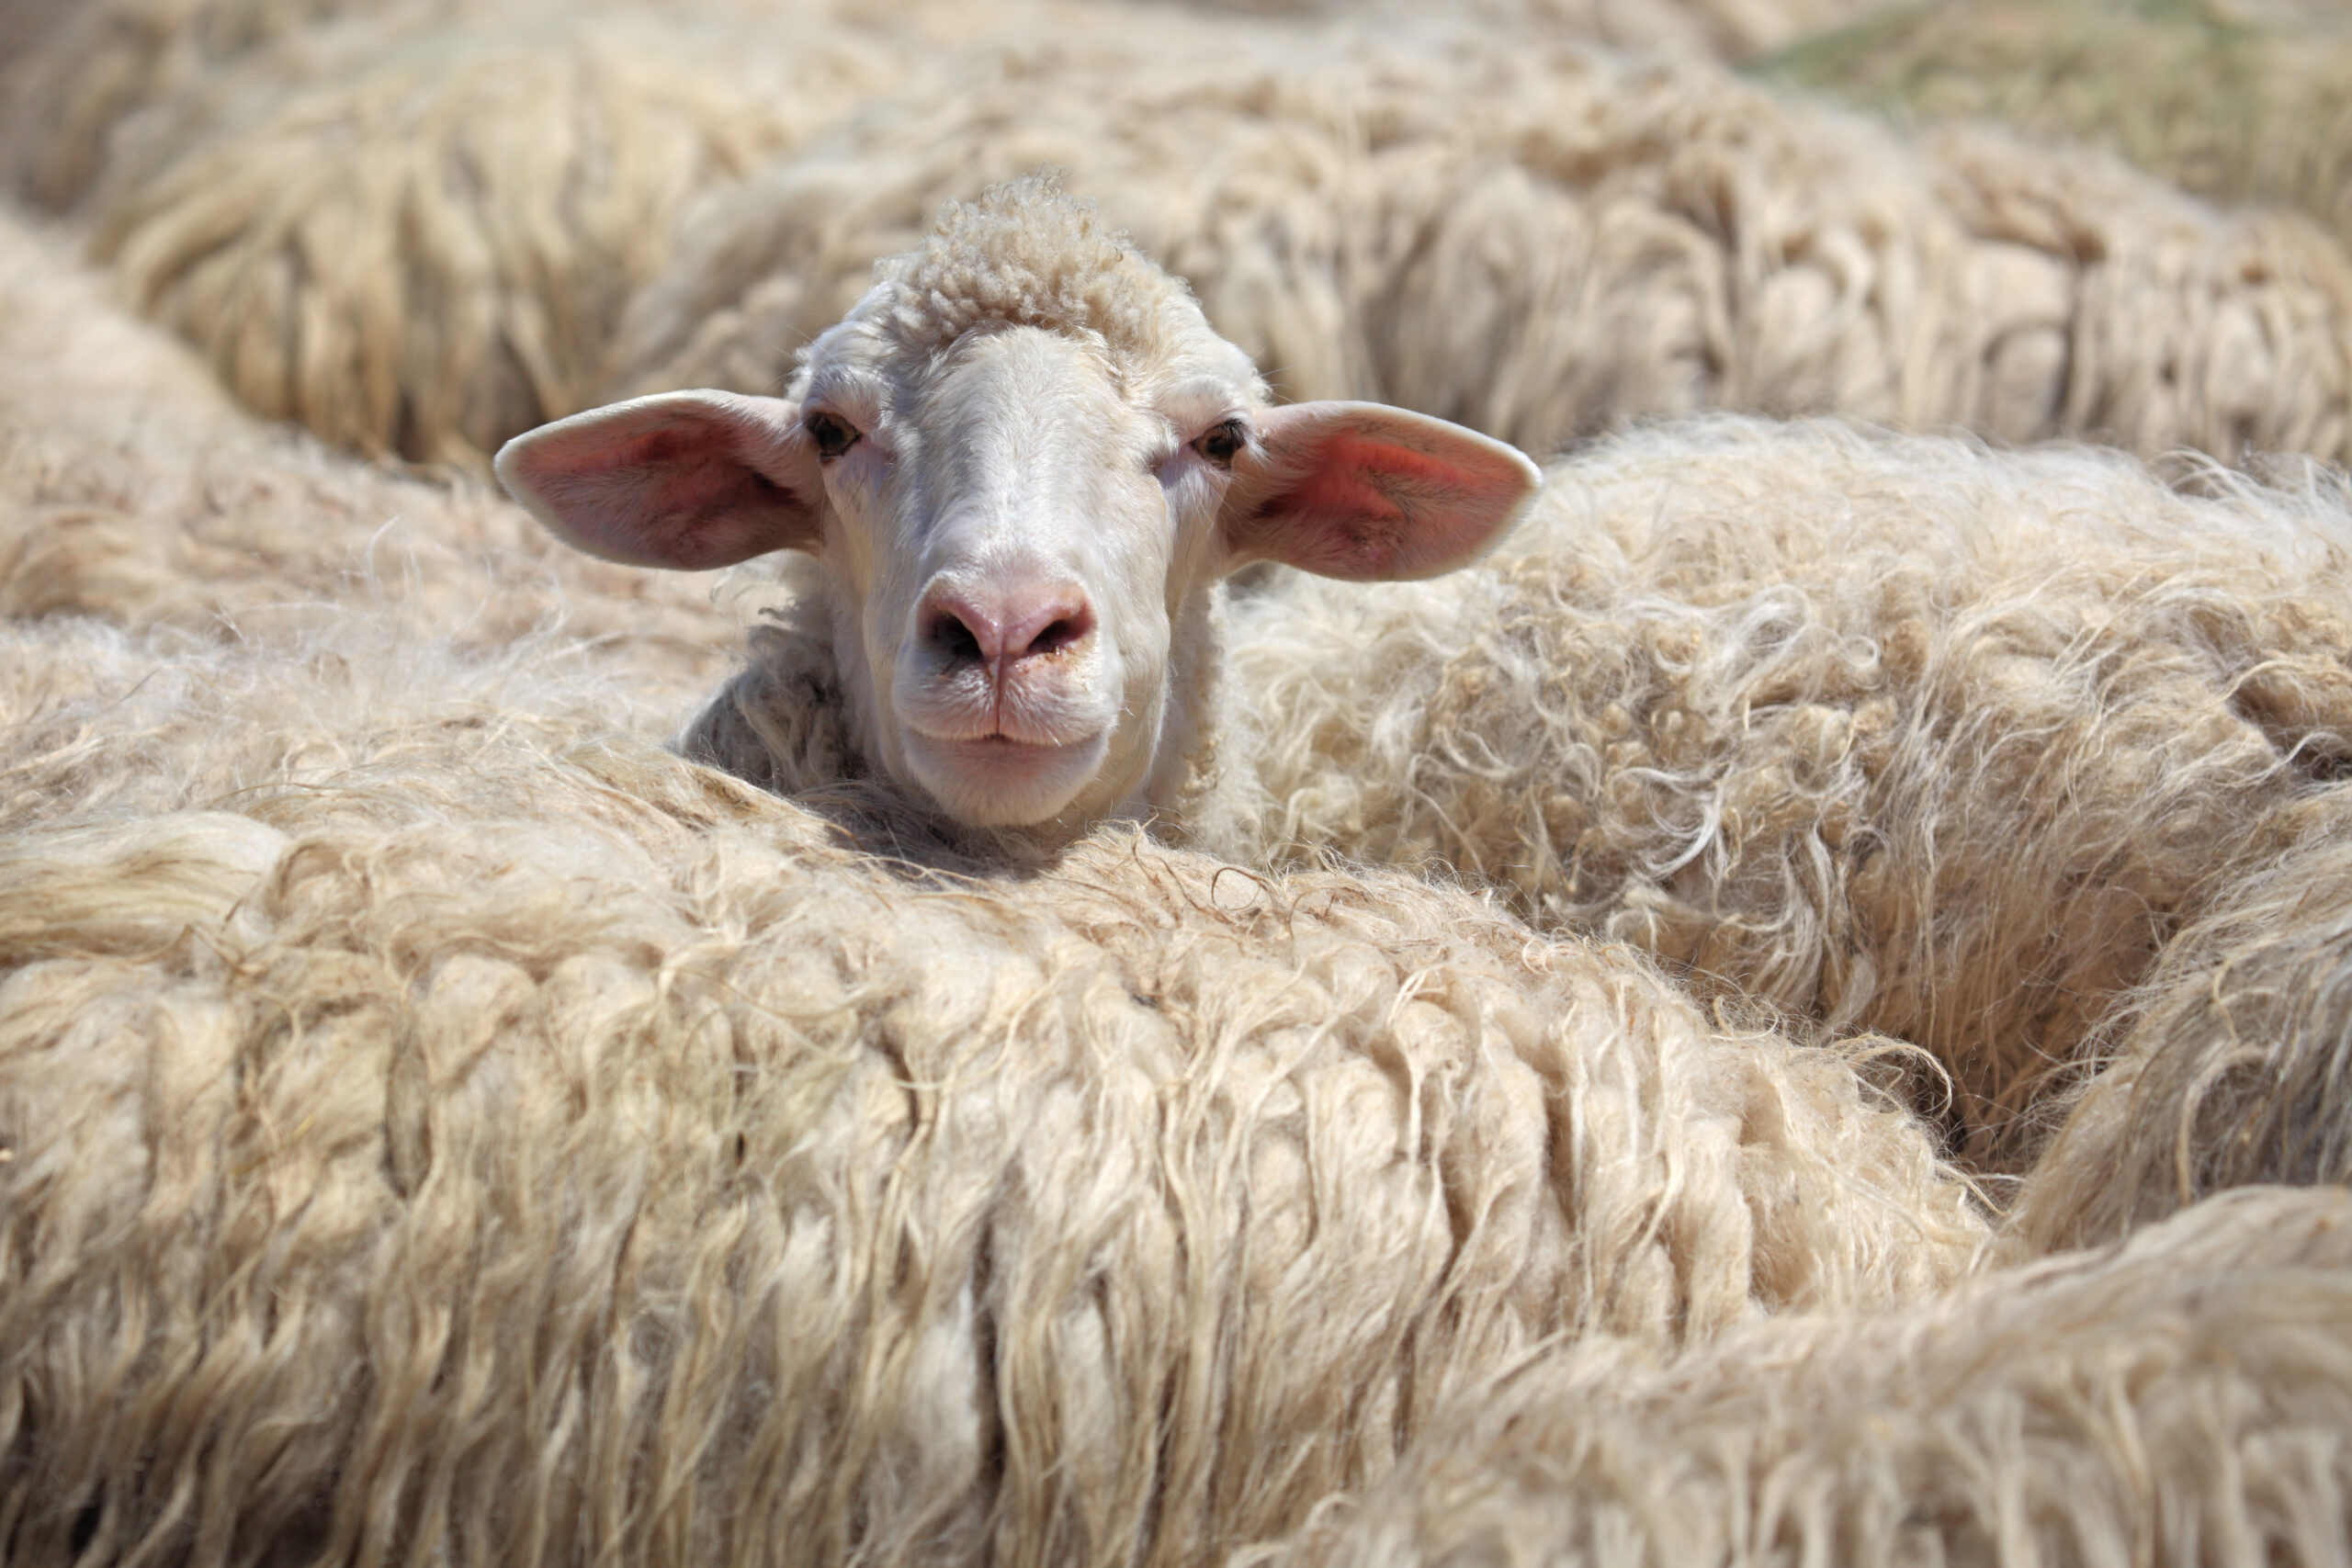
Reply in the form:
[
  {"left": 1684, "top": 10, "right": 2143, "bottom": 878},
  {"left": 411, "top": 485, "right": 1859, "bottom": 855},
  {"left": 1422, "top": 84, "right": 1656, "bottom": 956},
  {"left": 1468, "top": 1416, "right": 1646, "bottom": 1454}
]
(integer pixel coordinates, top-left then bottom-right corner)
[
  {"left": 497, "top": 391, "right": 820, "bottom": 572},
  {"left": 1260, "top": 447, "right": 1408, "bottom": 575},
  {"left": 553, "top": 464, "right": 799, "bottom": 571},
  {"left": 1231, "top": 405, "right": 1541, "bottom": 581}
]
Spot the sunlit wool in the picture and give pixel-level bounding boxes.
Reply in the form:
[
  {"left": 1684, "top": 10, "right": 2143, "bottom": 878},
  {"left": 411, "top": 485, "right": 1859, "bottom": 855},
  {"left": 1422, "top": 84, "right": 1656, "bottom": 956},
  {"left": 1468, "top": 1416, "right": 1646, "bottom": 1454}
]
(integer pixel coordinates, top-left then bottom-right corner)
[
  {"left": 1261, "top": 1187, "right": 2352, "bottom": 1568},
  {"left": 5, "top": 122, "right": 2352, "bottom": 1568},
  {"left": 59, "top": 0, "right": 895, "bottom": 466},
  {"left": 623, "top": 43, "right": 2352, "bottom": 469},
  {"left": 0, "top": 600, "right": 1983, "bottom": 1564},
  {"left": 703, "top": 405, "right": 2352, "bottom": 1166},
  {"left": 0, "top": 206, "right": 743, "bottom": 704}
]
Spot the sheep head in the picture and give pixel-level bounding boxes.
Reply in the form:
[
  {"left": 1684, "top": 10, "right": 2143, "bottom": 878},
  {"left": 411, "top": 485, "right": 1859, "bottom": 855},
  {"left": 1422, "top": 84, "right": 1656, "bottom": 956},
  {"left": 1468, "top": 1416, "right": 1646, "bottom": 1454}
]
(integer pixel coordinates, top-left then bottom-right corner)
[{"left": 497, "top": 179, "right": 1538, "bottom": 832}]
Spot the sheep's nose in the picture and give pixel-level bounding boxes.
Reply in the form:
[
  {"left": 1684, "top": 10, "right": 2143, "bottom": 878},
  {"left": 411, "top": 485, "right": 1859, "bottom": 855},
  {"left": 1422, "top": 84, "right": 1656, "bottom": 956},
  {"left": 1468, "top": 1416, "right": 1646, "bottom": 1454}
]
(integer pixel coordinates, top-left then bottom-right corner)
[{"left": 919, "top": 582, "right": 1095, "bottom": 677}]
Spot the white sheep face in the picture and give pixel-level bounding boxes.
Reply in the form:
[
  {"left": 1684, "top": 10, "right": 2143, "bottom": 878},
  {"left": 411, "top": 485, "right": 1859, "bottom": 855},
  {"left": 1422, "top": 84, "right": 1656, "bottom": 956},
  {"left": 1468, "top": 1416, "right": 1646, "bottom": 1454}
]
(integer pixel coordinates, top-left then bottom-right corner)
[
  {"left": 496, "top": 186, "right": 1540, "bottom": 832},
  {"left": 814, "top": 319, "right": 1250, "bottom": 827}
]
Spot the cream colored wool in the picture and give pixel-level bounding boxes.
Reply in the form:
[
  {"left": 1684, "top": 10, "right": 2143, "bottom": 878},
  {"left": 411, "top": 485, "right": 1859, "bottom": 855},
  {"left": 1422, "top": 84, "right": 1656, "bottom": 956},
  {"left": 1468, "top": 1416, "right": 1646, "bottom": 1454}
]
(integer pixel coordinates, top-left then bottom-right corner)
[
  {"left": 695, "top": 414, "right": 2352, "bottom": 1166},
  {"left": 1764, "top": 0, "right": 2352, "bottom": 248},
  {"left": 1261, "top": 1185, "right": 2352, "bottom": 1568},
  {"left": 621, "top": 43, "right": 2352, "bottom": 468},
  {"left": 0, "top": 203, "right": 246, "bottom": 457},
  {"left": 1224, "top": 417, "right": 2352, "bottom": 1163},
  {"left": 2007, "top": 794, "right": 2352, "bottom": 1253},
  {"left": 0, "top": 0, "right": 1891, "bottom": 223},
  {"left": 9, "top": 0, "right": 1901, "bottom": 469},
  {"left": 59, "top": 0, "right": 1433, "bottom": 468},
  {"left": 0, "top": 0, "right": 379, "bottom": 210},
  {"left": 0, "top": 203, "right": 745, "bottom": 700},
  {"left": 0, "top": 0, "right": 73, "bottom": 73},
  {"left": 79, "top": 3, "right": 899, "bottom": 467},
  {"left": 0, "top": 600, "right": 1983, "bottom": 1565}
]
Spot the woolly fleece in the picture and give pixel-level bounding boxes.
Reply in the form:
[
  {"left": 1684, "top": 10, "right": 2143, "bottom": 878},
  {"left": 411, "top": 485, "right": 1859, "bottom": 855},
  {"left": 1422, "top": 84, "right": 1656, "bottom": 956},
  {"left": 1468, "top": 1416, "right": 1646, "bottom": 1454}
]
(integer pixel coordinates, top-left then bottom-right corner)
[
  {"left": 0, "top": 608, "right": 1984, "bottom": 1564},
  {"left": 0, "top": 202, "right": 2007, "bottom": 1565},
  {"left": 1765, "top": 0, "right": 2352, "bottom": 248},
  {"left": 1264, "top": 1186, "right": 2352, "bottom": 1568},
  {"left": 700, "top": 413, "right": 2352, "bottom": 1168},
  {"left": 623, "top": 44, "right": 2352, "bottom": 468}
]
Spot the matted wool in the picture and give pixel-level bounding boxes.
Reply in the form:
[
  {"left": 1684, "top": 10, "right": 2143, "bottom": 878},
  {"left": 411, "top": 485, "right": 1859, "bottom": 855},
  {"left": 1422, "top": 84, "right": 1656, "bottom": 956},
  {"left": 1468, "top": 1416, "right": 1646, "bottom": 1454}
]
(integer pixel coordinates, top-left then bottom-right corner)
[
  {"left": 623, "top": 43, "right": 2352, "bottom": 468},
  {"left": 2007, "top": 791, "right": 2352, "bottom": 1252},
  {"left": 699, "top": 414, "right": 2352, "bottom": 1165},
  {"left": 1763, "top": 0, "right": 2352, "bottom": 248},
  {"left": 1261, "top": 1186, "right": 2352, "bottom": 1568},
  {"left": 77, "top": 1, "right": 899, "bottom": 467},
  {"left": 0, "top": 596, "right": 1983, "bottom": 1565}
]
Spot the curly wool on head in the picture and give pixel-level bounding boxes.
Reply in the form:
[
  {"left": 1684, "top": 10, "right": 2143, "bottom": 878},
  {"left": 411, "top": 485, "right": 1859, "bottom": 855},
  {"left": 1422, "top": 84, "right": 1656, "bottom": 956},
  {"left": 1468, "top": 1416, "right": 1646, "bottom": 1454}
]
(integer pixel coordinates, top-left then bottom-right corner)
[{"left": 826, "top": 175, "right": 1240, "bottom": 394}]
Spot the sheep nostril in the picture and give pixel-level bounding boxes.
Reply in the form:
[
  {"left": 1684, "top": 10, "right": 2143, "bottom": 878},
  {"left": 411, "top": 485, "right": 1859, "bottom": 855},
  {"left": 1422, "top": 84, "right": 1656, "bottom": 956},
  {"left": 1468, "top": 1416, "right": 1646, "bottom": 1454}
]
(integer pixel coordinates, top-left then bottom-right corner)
[
  {"left": 917, "top": 585, "right": 1090, "bottom": 678},
  {"left": 1011, "top": 601, "right": 1093, "bottom": 662},
  {"left": 925, "top": 606, "right": 988, "bottom": 667},
  {"left": 1028, "top": 617, "right": 1081, "bottom": 658}
]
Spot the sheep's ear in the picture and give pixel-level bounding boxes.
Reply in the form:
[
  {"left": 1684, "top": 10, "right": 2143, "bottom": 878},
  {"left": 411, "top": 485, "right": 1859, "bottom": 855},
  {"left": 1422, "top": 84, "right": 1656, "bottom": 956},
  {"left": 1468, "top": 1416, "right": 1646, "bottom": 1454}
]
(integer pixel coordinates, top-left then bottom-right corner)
[
  {"left": 1218, "top": 401, "right": 1541, "bottom": 581},
  {"left": 494, "top": 390, "right": 823, "bottom": 570}
]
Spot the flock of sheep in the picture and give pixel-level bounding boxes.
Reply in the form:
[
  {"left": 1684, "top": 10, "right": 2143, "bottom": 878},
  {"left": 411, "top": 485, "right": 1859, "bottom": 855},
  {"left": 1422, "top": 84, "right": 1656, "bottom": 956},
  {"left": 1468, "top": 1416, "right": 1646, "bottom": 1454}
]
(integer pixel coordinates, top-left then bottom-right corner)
[{"left": 6, "top": 0, "right": 2352, "bottom": 1562}]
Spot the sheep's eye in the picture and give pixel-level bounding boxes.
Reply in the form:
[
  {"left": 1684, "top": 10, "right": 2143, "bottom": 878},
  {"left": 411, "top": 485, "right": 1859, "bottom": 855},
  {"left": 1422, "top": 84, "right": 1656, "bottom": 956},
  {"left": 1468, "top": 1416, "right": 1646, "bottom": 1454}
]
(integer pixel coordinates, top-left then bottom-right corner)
[
  {"left": 805, "top": 410, "right": 859, "bottom": 460},
  {"left": 1193, "top": 419, "right": 1248, "bottom": 468}
]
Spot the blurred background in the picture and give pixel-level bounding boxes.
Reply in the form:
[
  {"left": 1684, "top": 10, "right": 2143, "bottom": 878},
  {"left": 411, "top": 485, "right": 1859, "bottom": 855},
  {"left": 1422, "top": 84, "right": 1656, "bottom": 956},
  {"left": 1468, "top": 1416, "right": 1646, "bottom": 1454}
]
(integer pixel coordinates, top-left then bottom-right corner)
[{"left": 2, "top": 0, "right": 2347, "bottom": 475}]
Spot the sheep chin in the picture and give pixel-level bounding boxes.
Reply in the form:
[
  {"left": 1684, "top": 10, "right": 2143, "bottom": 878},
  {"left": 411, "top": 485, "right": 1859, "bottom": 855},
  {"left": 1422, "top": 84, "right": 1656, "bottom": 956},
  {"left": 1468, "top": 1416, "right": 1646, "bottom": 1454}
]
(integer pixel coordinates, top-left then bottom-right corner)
[{"left": 898, "top": 728, "right": 1114, "bottom": 829}]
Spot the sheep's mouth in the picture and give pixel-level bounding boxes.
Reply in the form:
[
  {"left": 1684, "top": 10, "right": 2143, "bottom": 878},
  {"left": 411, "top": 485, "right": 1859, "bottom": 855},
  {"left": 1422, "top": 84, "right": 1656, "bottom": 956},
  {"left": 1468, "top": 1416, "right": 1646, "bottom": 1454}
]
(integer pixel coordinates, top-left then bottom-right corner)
[{"left": 899, "top": 727, "right": 1114, "bottom": 827}]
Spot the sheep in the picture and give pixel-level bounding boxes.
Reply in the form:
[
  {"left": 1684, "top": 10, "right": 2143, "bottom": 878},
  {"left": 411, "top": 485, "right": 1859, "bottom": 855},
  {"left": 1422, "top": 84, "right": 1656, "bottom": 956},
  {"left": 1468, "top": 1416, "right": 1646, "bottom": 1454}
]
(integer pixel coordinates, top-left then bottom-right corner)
[
  {"left": 497, "top": 178, "right": 1545, "bottom": 837},
  {"left": 1212, "top": 417, "right": 2352, "bottom": 1168},
  {"left": 45, "top": 1, "right": 2352, "bottom": 471},
  {"left": 11, "top": 0, "right": 1871, "bottom": 471},
  {"left": 0, "top": 202, "right": 747, "bottom": 703},
  {"left": 2004, "top": 788, "right": 2352, "bottom": 1254},
  {"left": 620, "top": 42, "right": 2352, "bottom": 470},
  {"left": 0, "top": 0, "right": 1895, "bottom": 220},
  {"left": 0, "top": 592, "right": 1983, "bottom": 1564},
  {"left": 640, "top": 184, "right": 2352, "bottom": 1163},
  {"left": 4, "top": 91, "right": 2344, "bottom": 1562},
  {"left": 1763, "top": 0, "right": 2352, "bottom": 249},
  {"left": 1257, "top": 1185, "right": 2352, "bottom": 1568},
  {"left": 0, "top": 0, "right": 380, "bottom": 211},
  {"left": 61, "top": 1, "right": 911, "bottom": 468}
]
